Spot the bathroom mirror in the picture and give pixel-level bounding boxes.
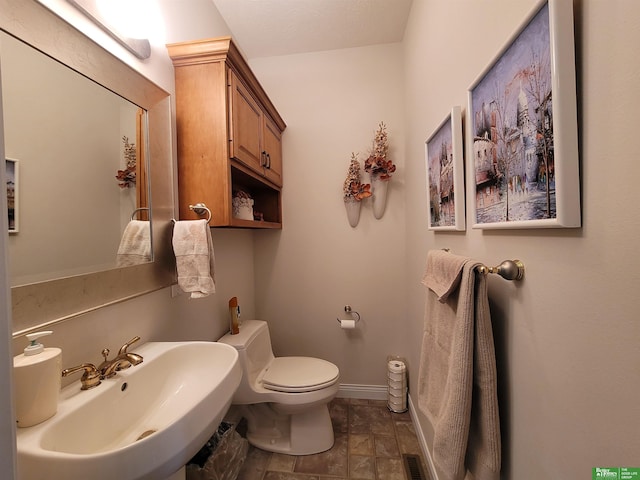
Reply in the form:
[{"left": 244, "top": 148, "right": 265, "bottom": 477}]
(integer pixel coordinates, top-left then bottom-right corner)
[
  {"left": 2, "top": 0, "right": 176, "bottom": 335},
  {"left": 2, "top": 30, "right": 152, "bottom": 286}
]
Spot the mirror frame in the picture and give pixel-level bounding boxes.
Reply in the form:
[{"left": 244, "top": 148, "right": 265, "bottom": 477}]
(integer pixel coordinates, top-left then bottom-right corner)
[{"left": 1, "top": 0, "right": 176, "bottom": 336}]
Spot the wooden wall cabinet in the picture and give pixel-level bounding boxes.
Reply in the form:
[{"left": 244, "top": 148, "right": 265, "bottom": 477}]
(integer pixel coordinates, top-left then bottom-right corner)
[{"left": 167, "top": 37, "right": 286, "bottom": 228}]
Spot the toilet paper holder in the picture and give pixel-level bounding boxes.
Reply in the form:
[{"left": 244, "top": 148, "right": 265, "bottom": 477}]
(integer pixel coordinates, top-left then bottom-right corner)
[{"left": 336, "top": 305, "right": 361, "bottom": 324}]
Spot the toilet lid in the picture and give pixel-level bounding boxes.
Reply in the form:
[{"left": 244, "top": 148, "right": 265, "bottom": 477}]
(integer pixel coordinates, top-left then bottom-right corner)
[{"left": 262, "top": 357, "right": 339, "bottom": 393}]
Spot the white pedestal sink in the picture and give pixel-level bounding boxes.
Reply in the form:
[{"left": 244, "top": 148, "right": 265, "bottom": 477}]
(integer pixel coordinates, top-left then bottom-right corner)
[{"left": 16, "top": 341, "right": 241, "bottom": 480}]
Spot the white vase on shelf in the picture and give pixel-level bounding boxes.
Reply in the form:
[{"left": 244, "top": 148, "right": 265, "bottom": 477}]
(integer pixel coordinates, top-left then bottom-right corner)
[
  {"left": 232, "top": 197, "right": 254, "bottom": 220},
  {"left": 371, "top": 176, "right": 389, "bottom": 219},
  {"left": 344, "top": 197, "right": 361, "bottom": 227}
]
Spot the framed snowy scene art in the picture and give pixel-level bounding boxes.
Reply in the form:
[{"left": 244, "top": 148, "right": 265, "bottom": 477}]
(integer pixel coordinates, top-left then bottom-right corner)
[
  {"left": 6, "top": 158, "right": 18, "bottom": 233},
  {"left": 467, "top": 0, "right": 580, "bottom": 229},
  {"left": 426, "top": 106, "right": 465, "bottom": 231}
]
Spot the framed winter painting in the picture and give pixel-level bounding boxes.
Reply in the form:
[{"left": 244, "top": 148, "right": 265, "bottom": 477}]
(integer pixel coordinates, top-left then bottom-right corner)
[
  {"left": 426, "top": 106, "right": 465, "bottom": 230},
  {"left": 467, "top": 0, "right": 580, "bottom": 229},
  {"left": 6, "top": 158, "right": 18, "bottom": 233}
]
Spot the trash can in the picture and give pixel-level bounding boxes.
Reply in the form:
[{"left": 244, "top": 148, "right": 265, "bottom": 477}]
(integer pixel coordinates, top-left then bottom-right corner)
[{"left": 186, "top": 421, "right": 248, "bottom": 480}]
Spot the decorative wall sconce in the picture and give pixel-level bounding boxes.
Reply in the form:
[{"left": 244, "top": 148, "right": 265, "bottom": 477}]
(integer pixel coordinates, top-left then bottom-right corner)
[
  {"left": 342, "top": 153, "right": 371, "bottom": 227},
  {"left": 364, "top": 122, "right": 395, "bottom": 219}
]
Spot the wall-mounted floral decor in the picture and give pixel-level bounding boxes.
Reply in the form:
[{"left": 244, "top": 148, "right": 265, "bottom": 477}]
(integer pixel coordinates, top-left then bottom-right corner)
[
  {"left": 364, "top": 122, "right": 396, "bottom": 219},
  {"left": 343, "top": 153, "right": 371, "bottom": 227},
  {"left": 115, "top": 135, "right": 137, "bottom": 189}
]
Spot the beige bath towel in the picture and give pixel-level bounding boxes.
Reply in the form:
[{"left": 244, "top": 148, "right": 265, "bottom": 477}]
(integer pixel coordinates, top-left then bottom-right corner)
[
  {"left": 172, "top": 219, "right": 216, "bottom": 298},
  {"left": 418, "top": 250, "right": 501, "bottom": 480},
  {"left": 116, "top": 220, "right": 152, "bottom": 267}
]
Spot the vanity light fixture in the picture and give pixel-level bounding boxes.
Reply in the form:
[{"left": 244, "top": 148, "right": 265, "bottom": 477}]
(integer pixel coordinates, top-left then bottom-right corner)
[{"left": 65, "top": 0, "right": 152, "bottom": 59}]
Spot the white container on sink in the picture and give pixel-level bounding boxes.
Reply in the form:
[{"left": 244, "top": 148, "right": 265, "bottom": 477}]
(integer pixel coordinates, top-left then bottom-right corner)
[{"left": 13, "top": 331, "right": 61, "bottom": 428}]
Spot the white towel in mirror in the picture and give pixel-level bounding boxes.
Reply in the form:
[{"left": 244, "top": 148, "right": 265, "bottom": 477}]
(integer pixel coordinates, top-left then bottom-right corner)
[{"left": 116, "top": 220, "right": 152, "bottom": 267}]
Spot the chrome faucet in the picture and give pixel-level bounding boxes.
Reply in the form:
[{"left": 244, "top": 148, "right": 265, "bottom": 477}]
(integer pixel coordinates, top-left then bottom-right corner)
[{"left": 98, "top": 336, "right": 144, "bottom": 379}]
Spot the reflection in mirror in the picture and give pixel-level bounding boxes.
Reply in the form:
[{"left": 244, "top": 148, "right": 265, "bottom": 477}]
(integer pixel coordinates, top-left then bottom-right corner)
[
  {"left": 2, "top": 0, "right": 175, "bottom": 336},
  {"left": 1, "top": 31, "right": 153, "bottom": 286}
]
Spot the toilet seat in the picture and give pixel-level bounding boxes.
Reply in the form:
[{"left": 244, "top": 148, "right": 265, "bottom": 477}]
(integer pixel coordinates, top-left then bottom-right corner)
[{"left": 262, "top": 357, "right": 339, "bottom": 393}]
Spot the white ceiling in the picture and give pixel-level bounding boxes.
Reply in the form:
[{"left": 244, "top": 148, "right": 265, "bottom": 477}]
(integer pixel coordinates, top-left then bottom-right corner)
[{"left": 210, "top": 0, "right": 413, "bottom": 59}]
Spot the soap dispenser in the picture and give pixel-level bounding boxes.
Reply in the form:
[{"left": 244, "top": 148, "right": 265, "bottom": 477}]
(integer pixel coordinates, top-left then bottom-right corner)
[
  {"left": 13, "top": 331, "right": 62, "bottom": 427},
  {"left": 228, "top": 297, "right": 240, "bottom": 334}
]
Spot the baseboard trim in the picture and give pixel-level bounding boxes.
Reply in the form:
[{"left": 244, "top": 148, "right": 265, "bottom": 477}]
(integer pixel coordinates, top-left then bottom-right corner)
[
  {"left": 408, "top": 395, "right": 439, "bottom": 480},
  {"left": 337, "top": 383, "right": 388, "bottom": 401}
]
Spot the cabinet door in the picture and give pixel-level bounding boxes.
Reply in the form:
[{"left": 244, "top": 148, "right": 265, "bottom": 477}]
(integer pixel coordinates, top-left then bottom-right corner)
[
  {"left": 262, "top": 115, "right": 283, "bottom": 187},
  {"left": 229, "top": 72, "right": 263, "bottom": 173}
]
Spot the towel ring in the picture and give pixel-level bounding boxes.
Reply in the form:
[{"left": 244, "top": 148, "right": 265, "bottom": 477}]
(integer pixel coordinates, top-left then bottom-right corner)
[
  {"left": 130, "top": 207, "right": 149, "bottom": 220},
  {"left": 189, "top": 203, "right": 212, "bottom": 224}
]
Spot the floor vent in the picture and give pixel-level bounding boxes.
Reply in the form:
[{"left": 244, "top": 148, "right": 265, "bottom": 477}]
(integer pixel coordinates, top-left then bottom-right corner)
[{"left": 402, "top": 454, "right": 428, "bottom": 480}]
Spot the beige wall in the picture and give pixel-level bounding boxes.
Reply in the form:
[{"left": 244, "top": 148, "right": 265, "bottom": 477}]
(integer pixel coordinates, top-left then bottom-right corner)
[
  {"left": 249, "top": 44, "right": 407, "bottom": 385},
  {"left": 402, "top": 0, "right": 640, "bottom": 478}
]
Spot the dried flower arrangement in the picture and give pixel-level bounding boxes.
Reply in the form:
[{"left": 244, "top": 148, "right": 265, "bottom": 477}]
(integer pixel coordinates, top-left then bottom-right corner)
[
  {"left": 115, "top": 136, "right": 137, "bottom": 188},
  {"left": 364, "top": 122, "right": 396, "bottom": 180},
  {"left": 343, "top": 153, "right": 372, "bottom": 201}
]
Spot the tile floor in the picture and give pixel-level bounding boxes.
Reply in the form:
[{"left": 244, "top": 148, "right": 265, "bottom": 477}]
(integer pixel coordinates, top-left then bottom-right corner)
[{"left": 235, "top": 397, "right": 430, "bottom": 480}]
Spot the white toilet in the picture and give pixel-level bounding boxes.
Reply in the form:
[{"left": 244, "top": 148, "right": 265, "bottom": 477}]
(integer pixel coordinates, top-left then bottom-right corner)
[{"left": 218, "top": 320, "right": 340, "bottom": 455}]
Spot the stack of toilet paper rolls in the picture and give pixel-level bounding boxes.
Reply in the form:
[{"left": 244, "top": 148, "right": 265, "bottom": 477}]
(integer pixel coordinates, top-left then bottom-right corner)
[{"left": 387, "top": 359, "right": 407, "bottom": 413}]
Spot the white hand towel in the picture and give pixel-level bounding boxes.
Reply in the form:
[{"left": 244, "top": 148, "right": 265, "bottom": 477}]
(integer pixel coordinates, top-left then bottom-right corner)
[
  {"left": 116, "top": 220, "right": 152, "bottom": 267},
  {"left": 172, "top": 219, "right": 216, "bottom": 298}
]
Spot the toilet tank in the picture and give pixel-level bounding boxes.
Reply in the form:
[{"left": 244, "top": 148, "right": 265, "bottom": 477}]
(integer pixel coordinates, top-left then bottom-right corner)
[{"left": 218, "top": 320, "right": 275, "bottom": 403}]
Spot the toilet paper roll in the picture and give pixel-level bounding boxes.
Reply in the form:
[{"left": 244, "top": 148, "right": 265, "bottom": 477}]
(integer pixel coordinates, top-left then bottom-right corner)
[
  {"left": 388, "top": 371, "right": 405, "bottom": 381},
  {"left": 340, "top": 319, "right": 356, "bottom": 329},
  {"left": 388, "top": 360, "right": 406, "bottom": 373}
]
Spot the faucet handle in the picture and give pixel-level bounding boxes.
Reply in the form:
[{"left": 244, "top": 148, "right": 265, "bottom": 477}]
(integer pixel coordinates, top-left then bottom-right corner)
[
  {"left": 97, "top": 348, "right": 111, "bottom": 373},
  {"left": 62, "top": 363, "right": 101, "bottom": 390},
  {"left": 118, "top": 336, "right": 141, "bottom": 355}
]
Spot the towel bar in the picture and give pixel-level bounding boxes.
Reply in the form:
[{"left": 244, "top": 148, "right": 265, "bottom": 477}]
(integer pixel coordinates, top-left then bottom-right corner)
[
  {"left": 477, "top": 260, "right": 524, "bottom": 281},
  {"left": 441, "top": 249, "right": 524, "bottom": 281}
]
